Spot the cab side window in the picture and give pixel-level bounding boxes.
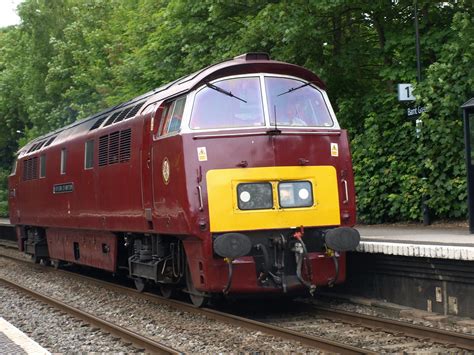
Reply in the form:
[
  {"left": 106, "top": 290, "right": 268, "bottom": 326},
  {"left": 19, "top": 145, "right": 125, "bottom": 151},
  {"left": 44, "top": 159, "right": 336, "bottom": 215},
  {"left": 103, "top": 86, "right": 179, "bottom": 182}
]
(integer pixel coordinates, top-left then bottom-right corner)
[{"left": 160, "top": 97, "right": 186, "bottom": 136}]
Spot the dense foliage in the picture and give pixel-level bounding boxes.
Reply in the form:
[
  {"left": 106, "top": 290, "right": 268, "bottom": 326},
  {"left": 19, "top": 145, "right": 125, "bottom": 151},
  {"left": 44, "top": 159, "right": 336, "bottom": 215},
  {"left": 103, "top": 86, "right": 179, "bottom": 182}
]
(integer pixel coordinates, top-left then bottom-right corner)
[{"left": 0, "top": 0, "right": 472, "bottom": 222}]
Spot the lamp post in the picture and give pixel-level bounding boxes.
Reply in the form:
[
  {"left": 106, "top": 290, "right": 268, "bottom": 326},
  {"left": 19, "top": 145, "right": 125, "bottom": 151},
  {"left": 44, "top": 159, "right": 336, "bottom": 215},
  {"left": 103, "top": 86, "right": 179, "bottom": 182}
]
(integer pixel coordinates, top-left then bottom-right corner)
[
  {"left": 414, "top": 0, "right": 430, "bottom": 225},
  {"left": 462, "top": 98, "right": 474, "bottom": 233}
]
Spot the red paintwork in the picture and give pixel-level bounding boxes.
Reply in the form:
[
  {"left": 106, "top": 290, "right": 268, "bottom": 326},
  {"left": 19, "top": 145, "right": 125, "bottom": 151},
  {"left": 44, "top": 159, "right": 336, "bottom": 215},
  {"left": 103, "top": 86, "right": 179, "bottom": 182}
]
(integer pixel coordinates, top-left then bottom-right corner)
[
  {"left": 8, "top": 55, "right": 357, "bottom": 294},
  {"left": 47, "top": 228, "right": 117, "bottom": 272}
]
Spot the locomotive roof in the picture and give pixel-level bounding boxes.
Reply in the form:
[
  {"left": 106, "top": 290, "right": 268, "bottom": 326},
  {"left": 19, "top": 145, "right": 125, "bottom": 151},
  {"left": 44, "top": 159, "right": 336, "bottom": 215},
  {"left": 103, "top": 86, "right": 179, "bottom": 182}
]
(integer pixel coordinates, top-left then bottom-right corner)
[{"left": 18, "top": 53, "right": 326, "bottom": 157}]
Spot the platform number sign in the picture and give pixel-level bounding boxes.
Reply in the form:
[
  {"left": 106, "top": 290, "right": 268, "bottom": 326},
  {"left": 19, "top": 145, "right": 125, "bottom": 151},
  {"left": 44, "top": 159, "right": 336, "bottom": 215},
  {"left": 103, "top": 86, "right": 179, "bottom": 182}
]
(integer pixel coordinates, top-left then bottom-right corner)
[{"left": 398, "top": 83, "right": 416, "bottom": 102}]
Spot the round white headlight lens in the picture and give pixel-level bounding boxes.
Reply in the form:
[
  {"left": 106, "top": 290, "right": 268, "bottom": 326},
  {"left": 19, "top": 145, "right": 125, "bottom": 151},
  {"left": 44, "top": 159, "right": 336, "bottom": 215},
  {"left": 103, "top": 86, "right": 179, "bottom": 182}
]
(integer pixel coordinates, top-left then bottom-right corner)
[
  {"left": 298, "top": 188, "right": 309, "bottom": 200},
  {"left": 240, "top": 191, "right": 251, "bottom": 203}
]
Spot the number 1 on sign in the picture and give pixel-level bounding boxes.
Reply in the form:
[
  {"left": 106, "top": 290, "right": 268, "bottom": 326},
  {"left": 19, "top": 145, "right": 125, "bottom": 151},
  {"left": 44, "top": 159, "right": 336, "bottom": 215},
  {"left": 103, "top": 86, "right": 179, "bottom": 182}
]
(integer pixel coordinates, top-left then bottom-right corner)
[{"left": 397, "top": 83, "right": 415, "bottom": 102}]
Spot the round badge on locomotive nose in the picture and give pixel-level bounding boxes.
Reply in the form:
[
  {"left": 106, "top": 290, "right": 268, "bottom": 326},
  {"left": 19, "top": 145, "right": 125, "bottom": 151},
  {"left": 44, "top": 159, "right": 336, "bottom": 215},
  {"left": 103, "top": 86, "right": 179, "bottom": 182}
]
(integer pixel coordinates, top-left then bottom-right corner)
[{"left": 162, "top": 157, "right": 170, "bottom": 185}]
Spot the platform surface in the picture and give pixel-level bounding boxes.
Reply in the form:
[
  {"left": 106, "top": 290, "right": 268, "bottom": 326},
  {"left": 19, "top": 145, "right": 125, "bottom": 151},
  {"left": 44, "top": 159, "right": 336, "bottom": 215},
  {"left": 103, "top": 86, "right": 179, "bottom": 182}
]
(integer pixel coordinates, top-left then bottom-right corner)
[
  {"left": 0, "top": 317, "right": 50, "bottom": 354},
  {"left": 356, "top": 224, "right": 474, "bottom": 261},
  {"left": 0, "top": 218, "right": 11, "bottom": 226}
]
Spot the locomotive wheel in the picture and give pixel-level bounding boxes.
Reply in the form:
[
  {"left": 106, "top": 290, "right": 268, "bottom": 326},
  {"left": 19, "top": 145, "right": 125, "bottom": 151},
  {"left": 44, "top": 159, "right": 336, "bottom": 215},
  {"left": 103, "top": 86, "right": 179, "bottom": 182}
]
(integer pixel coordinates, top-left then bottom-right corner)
[
  {"left": 159, "top": 284, "right": 175, "bottom": 299},
  {"left": 31, "top": 255, "right": 40, "bottom": 264},
  {"left": 134, "top": 277, "right": 146, "bottom": 293},
  {"left": 186, "top": 264, "right": 208, "bottom": 307}
]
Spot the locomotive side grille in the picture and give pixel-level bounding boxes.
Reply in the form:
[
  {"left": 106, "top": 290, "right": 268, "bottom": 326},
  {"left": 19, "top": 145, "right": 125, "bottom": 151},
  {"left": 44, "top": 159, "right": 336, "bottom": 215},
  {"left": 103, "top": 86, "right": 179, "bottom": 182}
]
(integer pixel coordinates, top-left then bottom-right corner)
[
  {"left": 31, "top": 157, "right": 38, "bottom": 179},
  {"left": 22, "top": 157, "right": 39, "bottom": 181},
  {"left": 108, "top": 131, "right": 120, "bottom": 164},
  {"left": 125, "top": 102, "right": 144, "bottom": 119},
  {"left": 119, "top": 128, "right": 132, "bottom": 162},
  {"left": 98, "top": 128, "right": 131, "bottom": 167},
  {"left": 89, "top": 115, "right": 108, "bottom": 131},
  {"left": 98, "top": 135, "right": 109, "bottom": 167},
  {"left": 22, "top": 160, "right": 27, "bottom": 180}
]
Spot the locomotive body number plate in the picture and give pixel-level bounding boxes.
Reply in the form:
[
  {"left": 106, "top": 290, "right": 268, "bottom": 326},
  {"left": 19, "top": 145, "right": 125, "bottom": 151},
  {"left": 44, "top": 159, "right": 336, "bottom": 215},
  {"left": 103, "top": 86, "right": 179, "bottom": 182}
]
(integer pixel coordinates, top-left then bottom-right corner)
[{"left": 53, "top": 182, "right": 74, "bottom": 194}]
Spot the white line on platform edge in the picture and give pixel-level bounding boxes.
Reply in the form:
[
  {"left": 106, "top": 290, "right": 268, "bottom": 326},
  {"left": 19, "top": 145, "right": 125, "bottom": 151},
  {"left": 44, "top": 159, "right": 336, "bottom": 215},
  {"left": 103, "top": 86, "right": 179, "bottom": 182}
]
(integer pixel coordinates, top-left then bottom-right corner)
[
  {"left": 0, "top": 317, "right": 51, "bottom": 355},
  {"left": 357, "top": 241, "right": 474, "bottom": 261}
]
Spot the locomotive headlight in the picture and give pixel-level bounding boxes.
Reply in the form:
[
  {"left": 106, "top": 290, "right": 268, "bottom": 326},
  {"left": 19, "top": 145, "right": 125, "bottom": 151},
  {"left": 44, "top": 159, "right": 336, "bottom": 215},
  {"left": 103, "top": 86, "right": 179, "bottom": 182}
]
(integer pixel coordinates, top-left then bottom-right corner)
[
  {"left": 279, "top": 181, "right": 313, "bottom": 208},
  {"left": 237, "top": 183, "right": 273, "bottom": 210}
]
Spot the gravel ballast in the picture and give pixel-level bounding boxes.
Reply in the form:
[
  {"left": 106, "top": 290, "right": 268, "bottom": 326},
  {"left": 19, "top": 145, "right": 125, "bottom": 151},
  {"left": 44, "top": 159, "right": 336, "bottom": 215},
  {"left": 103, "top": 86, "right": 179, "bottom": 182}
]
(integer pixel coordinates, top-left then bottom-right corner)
[{"left": 0, "top": 255, "right": 318, "bottom": 353}]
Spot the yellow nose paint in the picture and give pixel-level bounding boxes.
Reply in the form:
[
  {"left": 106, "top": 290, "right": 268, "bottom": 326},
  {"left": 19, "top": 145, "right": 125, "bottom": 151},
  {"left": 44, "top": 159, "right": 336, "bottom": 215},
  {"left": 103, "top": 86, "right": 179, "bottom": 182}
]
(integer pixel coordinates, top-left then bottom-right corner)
[{"left": 206, "top": 166, "right": 340, "bottom": 232}]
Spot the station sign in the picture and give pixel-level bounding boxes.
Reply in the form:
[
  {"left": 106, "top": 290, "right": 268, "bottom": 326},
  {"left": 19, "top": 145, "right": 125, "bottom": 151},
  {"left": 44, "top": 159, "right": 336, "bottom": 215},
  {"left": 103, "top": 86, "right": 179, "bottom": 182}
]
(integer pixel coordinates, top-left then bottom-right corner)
[
  {"left": 407, "top": 105, "right": 426, "bottom": 118},
  {"left": 398, "top": 83, "right": 416, "bottom": 101}
]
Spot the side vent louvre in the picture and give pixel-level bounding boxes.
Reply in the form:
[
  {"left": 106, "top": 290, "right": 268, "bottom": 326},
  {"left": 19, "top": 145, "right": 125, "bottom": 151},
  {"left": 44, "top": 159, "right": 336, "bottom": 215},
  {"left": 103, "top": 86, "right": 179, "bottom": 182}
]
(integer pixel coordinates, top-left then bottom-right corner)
[
  {"left": 108, "top": 131, "right": 120, "bottom": 164},
  {"left": 98, "top": 128, "right": 132, "bottom": 167},
  {"left": 98, "top": 135, "right": 109, "bottom": 167},
  {"left": 89, "top": 115, "right": 108, "bottom": 131},
  {"left": 31, "top": 157, "right": 38, "bottom": 179},
  {"left": 22, "top": 157, "right": 38, "bottom": 181},
  {"left": 119, "top": 128, "right": 131, "bottom": 162}
]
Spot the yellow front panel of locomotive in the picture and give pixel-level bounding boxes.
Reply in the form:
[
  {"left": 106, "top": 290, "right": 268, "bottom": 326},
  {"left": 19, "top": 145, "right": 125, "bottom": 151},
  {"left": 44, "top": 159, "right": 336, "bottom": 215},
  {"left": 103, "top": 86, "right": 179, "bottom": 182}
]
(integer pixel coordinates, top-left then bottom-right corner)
[{"left": 206, "top": 166, "right": 340, "bottom": 232}]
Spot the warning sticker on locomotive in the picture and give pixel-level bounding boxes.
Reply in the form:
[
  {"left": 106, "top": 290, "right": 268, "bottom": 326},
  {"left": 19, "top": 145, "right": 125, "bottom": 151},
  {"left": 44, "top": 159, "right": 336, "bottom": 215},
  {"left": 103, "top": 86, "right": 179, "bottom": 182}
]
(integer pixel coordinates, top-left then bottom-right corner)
[
  {"left": 330, "top": 143, "right": 339, "bottom": 157},
  {"left": 162, "top": 158, "right": 170, "bottom": 185},
  {"left": 197, "top": 147, "right": 208, "bottom": 162}
]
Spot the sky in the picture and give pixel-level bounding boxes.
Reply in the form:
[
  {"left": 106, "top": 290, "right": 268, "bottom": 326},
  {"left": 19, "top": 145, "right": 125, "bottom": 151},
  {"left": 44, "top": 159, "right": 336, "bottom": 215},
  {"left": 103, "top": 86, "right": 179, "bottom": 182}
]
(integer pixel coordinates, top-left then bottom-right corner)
[{"left": 0, "top": 0, "right": 23, "bottom": 28}]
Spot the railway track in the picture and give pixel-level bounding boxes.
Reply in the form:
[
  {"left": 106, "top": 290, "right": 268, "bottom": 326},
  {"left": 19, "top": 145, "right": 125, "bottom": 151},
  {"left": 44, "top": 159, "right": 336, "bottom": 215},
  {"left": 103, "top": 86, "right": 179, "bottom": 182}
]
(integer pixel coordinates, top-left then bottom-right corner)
[
  {"left": 0, "top": 276, "right": 180, "bottom": 354},
  {"left": 0, "top": 250, "right": 369, "bottom": 354},
  {"left": 307, "top": 304, "right": 474, "bottom": 350},
  {"left": 249, "top": 304, "right": 474, "bottom": 353},
  {"left": 1, "top": 244, "right": 473, "bottom": 353}
]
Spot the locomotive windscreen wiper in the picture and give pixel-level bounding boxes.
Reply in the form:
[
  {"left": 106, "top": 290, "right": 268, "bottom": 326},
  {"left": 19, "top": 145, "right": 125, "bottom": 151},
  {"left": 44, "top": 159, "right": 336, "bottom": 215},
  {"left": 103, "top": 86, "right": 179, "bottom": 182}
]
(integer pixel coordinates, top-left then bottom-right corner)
[
  {"left": 206, "top": 82, "right": 247, "bottom": 103},
  {"left": 277, "top": 82, "right": 312, "bottom": 97}
]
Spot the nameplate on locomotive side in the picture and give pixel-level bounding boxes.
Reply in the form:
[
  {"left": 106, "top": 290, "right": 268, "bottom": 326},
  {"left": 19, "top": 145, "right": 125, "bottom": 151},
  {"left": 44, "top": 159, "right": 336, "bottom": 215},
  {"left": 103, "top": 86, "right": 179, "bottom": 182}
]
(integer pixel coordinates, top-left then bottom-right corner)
[{"left": 53, "top": 183, "right": 74, "bottom": 194}]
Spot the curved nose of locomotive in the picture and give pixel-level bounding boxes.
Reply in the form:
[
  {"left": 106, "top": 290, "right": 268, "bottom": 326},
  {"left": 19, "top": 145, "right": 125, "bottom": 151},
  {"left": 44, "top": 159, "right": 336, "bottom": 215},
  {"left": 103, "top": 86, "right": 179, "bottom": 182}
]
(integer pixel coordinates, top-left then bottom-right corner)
[{"left": 324, "top": 227, "right": 360, "bottom": 251}]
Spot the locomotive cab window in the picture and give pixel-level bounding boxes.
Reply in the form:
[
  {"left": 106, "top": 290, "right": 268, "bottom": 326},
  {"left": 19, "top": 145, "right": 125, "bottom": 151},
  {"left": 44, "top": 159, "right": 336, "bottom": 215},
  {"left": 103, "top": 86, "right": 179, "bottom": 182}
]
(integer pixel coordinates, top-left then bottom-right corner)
[
  {"left": 265, "top": 77, "right": 333, "bottom": 127},
  {"left": 160, "top": 97, "right": 186, "bottom": 136},
  {"left": 60, "top": 148, "right": 67, "bottom": 175},
  {"left": 190, "top": 77, "right": 265, "bottom": 130},
  {"left": 84, "top": 140, "right": 94, "bottom": 169},
  {"left": 39, "top": 154, "right": 46, "bottom": 178},
  {"left": 237, "top": 182, "right": 273, "bottom": 210}
]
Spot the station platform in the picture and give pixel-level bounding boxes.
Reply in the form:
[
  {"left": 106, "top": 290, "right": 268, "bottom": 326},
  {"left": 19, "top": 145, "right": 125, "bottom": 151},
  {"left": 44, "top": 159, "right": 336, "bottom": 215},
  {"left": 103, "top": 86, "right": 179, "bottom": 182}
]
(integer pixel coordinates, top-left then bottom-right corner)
[
  {"left": 356, "top": 224, "right": 474, "bottom": 261},
  {"left": 0, "top": 218, "right": 11, "bottom": 226},
  {"left": 0, "top": 317, "right": 50, "bottom": 354}
]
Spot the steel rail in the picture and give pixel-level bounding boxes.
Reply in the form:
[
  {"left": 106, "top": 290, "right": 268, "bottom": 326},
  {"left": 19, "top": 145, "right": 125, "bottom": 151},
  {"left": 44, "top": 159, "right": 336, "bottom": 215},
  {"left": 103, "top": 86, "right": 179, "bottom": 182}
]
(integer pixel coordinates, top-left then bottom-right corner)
[
  {"left": 3, "top": 250, "right": 473, "bottom": 351},
  {"left": 1, "top": 235, "right": 473, "bottom": 351},
  {"left": 0, "top": 253, "right": 369, "bottom": 354},
  {"left": 0, "top": 277, "right": 181, "bottom": 355},
  {"left": 307, "top": 304, "right": 474, "bottom": 351},
  {"left": 52, "top": 274, "right": 371, "bottom": 354}
]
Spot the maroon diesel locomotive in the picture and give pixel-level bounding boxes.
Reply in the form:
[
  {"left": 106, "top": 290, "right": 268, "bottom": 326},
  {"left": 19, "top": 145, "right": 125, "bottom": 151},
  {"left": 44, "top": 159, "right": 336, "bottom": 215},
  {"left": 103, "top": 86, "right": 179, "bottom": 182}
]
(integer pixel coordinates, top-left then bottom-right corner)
[{"left": 8, "top": 53, "right": 359, "bottom": 306}]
